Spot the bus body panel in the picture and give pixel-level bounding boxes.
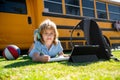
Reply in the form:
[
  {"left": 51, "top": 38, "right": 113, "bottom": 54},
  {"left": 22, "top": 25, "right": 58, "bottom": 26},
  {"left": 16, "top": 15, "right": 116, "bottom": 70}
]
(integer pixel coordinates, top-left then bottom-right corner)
[{"left": 0, "top": 0, "right": 35, "bottom": 50}]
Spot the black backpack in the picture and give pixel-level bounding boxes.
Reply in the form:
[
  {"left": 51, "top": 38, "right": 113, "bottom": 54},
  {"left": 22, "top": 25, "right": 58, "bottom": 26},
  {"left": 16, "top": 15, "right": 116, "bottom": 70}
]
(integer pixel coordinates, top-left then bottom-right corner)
[{"left": 70, "top": 18, "right": 119, "bottom": 61}]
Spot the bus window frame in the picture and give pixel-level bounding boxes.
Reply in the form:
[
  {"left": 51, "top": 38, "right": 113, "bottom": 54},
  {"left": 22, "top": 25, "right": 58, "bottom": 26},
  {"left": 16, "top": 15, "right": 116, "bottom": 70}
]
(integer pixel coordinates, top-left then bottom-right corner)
[
  {"left": 96, "top": 1, "right": 107, "bottom": 19},
  {"left": 108, "top": 4, "right": 120, "bottom": 20},
  {"left": 44, "top": 0, "right": 63, "bottom": 14},
  {"left": 65, "top": 0, "right": 80, "bottom": 16},
  {"left": 0, "top": 0, "right": 27, "bottom": 14}
]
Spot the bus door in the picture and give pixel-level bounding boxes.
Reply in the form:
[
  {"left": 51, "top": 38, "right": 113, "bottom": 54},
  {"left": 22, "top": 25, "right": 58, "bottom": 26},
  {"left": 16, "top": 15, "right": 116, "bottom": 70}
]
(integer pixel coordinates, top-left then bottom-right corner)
[{"left": 0, "top": 0, "right": 35, "bottom": 50}]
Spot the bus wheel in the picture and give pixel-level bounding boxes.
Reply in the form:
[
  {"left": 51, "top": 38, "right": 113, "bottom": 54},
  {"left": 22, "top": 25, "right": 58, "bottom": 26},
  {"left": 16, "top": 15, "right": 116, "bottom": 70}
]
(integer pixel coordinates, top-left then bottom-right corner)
[{"left": 103, "top": 35, "right": 111, "bottom": 47}]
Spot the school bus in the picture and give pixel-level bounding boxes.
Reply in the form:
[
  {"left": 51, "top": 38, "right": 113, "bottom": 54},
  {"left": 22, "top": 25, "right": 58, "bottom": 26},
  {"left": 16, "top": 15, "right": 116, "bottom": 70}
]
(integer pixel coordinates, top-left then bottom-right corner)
[{"left": 0, "top": 0, "right": 120, "bottom": 53}]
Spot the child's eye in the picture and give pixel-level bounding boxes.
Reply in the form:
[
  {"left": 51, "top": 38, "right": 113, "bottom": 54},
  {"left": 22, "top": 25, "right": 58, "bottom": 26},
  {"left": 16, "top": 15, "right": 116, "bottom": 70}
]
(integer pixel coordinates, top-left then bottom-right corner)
[
  {"left": 43, "top": 32, "right": 54, "bottom": 36},
  {"left": 45, "top": 33, "right": 48, "bottom": 35},
  {"left": 50, "top": 33, "right": 54, "bottom": 35}
]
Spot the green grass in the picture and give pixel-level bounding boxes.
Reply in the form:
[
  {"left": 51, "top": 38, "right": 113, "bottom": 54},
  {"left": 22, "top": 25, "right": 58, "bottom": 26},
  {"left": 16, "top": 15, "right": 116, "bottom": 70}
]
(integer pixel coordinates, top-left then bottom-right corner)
[{"left": 0, "top": 50, "right": 120, "bottom": 80}]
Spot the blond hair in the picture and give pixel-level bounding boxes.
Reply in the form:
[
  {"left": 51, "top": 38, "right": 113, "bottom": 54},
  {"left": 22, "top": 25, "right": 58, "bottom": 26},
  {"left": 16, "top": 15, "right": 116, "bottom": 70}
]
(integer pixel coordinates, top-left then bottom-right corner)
[{"left": 37, "top": 19, "right": 58, "bottom": 45}]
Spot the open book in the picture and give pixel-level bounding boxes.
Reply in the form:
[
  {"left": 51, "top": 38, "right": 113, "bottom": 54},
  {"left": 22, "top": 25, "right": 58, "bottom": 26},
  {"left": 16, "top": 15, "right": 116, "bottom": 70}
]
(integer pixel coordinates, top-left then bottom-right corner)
[{"left": 48, "top": 56, "right": 69, "bottom": 62}]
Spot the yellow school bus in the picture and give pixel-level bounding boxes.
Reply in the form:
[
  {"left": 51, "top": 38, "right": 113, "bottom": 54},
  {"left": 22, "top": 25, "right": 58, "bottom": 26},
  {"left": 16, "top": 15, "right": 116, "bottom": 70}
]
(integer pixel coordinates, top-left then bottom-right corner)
[{"left": 0, "top": 0, "right": 120, "bottom": 52}]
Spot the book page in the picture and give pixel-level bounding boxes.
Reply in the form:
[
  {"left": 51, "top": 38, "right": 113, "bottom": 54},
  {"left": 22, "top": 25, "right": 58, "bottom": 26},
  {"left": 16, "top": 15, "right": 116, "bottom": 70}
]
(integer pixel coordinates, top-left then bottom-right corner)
[{"left": 48, "top": 56, "right": 69, "bottom": 62}]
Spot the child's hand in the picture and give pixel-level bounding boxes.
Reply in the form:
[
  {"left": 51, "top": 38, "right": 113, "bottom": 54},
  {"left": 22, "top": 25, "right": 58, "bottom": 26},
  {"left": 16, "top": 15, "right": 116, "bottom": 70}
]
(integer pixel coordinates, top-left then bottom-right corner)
[
  {"left": 58, "top": 52, "right": 70, "bottom": 58},
  {"left": 40, "top": 55, "right": 50, "bottom": 62}
]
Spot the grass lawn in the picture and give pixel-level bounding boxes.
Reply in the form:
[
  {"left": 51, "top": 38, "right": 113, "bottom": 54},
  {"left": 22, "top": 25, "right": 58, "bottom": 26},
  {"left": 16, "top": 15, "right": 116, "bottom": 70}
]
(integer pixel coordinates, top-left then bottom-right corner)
[{"left": 0, "top": 50, "right": 120, "bottom": 80}]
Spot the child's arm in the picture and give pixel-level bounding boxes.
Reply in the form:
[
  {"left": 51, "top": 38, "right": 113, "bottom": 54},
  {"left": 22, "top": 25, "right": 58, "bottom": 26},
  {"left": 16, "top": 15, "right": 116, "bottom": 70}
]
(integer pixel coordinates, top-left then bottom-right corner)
[{"left": 32, "top": 52, "right": 50, "bottom": 62}]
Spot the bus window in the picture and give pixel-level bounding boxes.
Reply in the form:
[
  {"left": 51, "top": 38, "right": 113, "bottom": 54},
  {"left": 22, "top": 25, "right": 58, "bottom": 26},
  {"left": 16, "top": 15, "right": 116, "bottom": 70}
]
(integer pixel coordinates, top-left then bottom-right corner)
[
  {"left": 44, "top": 0, "right": 62, "bottom": 13},
  {"left": 82, "top": 0, "right": 94, "bottom": 17},
  {"left": 108, "top": 4, "right": 120, "bottom": 20},
  {"left": 0, "top": 0, "right": 27, "bottom": 14},
  {"left": 96, "top": 2, "right": 107, "bottom": 19},
  {"left": 65, "top": 0, "right": 80, "bottom": 16}
]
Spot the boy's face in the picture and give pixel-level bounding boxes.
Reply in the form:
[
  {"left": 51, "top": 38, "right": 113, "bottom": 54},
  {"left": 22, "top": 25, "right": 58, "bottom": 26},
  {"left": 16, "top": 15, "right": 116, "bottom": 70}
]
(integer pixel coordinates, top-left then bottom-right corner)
[{"left": 42, "top": 29, "right": 55, "bottom": 45}]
